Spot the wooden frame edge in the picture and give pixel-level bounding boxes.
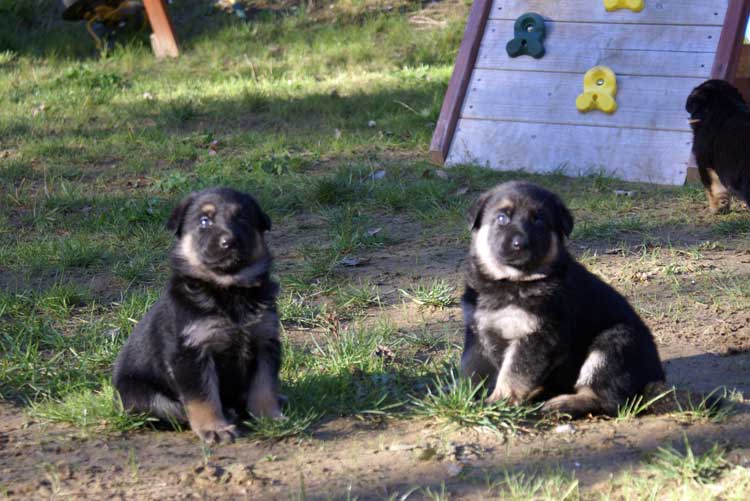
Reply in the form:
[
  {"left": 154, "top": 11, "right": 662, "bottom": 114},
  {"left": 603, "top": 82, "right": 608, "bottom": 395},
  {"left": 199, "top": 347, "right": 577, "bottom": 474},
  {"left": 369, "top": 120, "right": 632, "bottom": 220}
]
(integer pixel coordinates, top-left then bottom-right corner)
[
  {"left": 711, "top": 0, "right": 750, "bottom": 81},
  {"left": 428, "top": 0, "right": 493, "bottom": 165},
  {"left": 143, "top": 0, "right": 180, "bottom": 58}
]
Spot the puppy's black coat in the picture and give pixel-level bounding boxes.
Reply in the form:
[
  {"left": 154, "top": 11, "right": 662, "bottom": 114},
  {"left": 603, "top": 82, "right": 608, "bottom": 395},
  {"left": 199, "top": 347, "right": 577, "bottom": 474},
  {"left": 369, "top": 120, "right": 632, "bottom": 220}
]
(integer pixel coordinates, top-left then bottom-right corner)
[
  {"left": 686, "top": 79, "right": 750, "bottom": 214},
  {"left": 461, "top": 182, "right": 665, "bottom": 417},
  {"left": 113, "top": 187, "right": 283, "bottom": 444}
]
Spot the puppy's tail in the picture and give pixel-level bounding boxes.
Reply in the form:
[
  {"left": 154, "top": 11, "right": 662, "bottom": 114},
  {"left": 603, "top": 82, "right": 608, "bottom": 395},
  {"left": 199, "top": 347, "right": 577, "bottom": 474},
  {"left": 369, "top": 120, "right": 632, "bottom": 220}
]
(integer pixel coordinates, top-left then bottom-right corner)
[{"left": 637, "top": 382, "right": 727, "bottom": 417}]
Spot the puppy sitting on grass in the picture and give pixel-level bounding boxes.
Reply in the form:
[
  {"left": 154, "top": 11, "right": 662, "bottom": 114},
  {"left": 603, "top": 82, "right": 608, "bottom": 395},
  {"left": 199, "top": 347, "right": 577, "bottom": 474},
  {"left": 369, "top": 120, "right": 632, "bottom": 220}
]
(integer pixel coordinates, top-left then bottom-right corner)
[
  {"left": 113, "top": 187, "right": 283, "bottom": 444},
  {"left": 460, "top": 181, "right": 666, "bottom": 417}
]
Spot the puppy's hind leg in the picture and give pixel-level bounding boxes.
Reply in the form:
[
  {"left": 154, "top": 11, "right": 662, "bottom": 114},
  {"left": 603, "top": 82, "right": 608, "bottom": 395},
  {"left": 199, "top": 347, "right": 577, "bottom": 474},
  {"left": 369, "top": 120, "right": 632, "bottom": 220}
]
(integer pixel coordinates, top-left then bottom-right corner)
[
  {"left": 541, "top": 386, "right": 602, "bottom": 418},
  {"left": 115, "top": 376, "right": 186, "bottom": 423},
  {"left": 700, "top": 167, "right": 731, "bottom": 214}
]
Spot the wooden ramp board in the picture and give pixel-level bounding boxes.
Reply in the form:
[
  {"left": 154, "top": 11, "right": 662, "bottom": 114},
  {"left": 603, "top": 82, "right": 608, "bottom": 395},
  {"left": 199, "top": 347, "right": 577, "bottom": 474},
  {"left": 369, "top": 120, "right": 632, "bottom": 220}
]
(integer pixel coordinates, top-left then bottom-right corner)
[
  {"left": 436, "top": 0, "right": 734, "bottom": 184},
  {"left": 446, "top": 119, "right": 693, "bottom": 185},
  {"left": 462, "top": 70, "right": 703, "bottom": 131},
  {"left": 477, "top": 21, "right": 720, "bottom": 77},
  {"left": 489, "top": 0, "right": 729, "bottom": 25}
]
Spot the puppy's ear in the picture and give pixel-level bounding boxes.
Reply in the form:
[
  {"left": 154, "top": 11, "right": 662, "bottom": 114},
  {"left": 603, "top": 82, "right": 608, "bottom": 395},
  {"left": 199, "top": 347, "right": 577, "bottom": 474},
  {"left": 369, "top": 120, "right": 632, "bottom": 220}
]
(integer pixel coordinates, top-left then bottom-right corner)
[
  {"left": 552, "top": 194, "right": 574, "bottom": 238},
  {"left": 469, "top": 191, "right": 493, "bottom": 231},
  {"left": 167, "top": 193, "right": 195, "bottom": 237}
]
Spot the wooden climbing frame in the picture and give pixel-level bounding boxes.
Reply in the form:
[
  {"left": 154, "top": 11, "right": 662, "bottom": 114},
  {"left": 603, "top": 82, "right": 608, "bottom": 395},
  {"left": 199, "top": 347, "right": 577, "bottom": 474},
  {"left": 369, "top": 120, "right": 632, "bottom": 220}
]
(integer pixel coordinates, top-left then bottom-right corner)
[{"left": 143, "top": 0, "right": 179, "bottom": 58}]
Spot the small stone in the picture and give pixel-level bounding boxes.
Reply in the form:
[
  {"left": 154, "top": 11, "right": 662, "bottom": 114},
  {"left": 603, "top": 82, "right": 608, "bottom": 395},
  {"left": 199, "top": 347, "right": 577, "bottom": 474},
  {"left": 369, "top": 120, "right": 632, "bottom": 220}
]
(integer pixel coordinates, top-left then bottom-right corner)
[
  {"left": 367, "top": 120, "right": 376, "bottom": 127},
  {"left": 446, "top": 462, "right": 463, "bottom": 477},
  {"left": 387, "top": 442, "right": 416, "bottom": 452},
  {"left": 555, "top": 423, "right": 576, "bottom": 434}
]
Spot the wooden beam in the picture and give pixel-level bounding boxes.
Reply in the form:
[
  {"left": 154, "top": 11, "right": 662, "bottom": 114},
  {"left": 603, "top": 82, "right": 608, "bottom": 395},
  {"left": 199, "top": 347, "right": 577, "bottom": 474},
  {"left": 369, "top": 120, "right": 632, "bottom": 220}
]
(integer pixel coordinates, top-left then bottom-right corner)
[
  {"left": 711, "top": 0, "right": 750, "bottom": 81},
  {"left": 428, "top": 0, "right": 492, "bottom": 165},
  {"left": 143, "top": 0, "right": 179, "bottom": 58}
]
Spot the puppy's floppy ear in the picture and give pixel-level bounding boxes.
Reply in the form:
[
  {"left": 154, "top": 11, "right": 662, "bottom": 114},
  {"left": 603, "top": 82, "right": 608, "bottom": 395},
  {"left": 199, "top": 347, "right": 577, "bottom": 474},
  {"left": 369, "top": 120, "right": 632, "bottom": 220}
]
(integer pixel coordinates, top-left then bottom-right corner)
[
  {"left": 469, "top": 190, "right": 493, "bottom": 231},
  {"left": 167, "top": 192, "right": 195, "bottom": 237},
  {"left": 552, "top": 194, "right": 574, "bottom": 238}
]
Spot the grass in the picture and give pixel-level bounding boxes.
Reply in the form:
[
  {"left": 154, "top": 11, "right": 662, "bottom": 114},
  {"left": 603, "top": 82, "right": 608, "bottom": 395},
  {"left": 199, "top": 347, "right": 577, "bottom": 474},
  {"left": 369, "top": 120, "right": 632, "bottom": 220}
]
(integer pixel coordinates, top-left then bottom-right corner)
[
  {"left": 410, "top": 369, "right": 539, "bottom": 434},
  {"left": 2, "top": 1, "right": 750, "bottom": 497},
  {"left": 400, "top": 279, "right": 456, "bottom": 309},
  {"left": 647, "top": 436, "right": 728, "bottom": 486},
  {"left": 486, "top": 470, "right": 580, "bottom": 501}
]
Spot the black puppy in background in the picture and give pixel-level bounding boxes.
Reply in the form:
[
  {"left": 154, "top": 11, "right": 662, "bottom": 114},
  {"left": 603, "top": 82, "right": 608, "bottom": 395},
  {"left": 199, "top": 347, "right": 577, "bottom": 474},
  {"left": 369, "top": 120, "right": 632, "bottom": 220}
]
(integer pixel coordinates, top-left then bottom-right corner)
[
  {"left": 461, "top": 182, "right": 665, "bottom": 417},
  {"left": 113, "top": 187, "right": 283, "bottom": 444},
  {"left": 686, "top": 79, "right": 750, "bottom": 214}
]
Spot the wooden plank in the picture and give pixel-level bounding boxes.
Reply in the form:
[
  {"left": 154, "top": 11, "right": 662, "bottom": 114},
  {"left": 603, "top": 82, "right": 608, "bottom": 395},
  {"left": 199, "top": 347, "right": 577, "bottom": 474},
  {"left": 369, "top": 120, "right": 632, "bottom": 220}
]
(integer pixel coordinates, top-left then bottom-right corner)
[
  {"left": 143, "top": 0, "right": 179, "bottom": 58},
  {"left": 477, "top": 20, "right": 719, "bottom": 77},
  {"left": 712, "top": 0, "right": 750, "bottom": 80},
  {"left": 490, "top": 0, "right": 729, "bottom": 25},
  {"left": 739, "top": 45, "right": 750, "bottom": 78},
  {"left": 462, "top": 70, "right": 702, "bottom": 131},
  {"left": 428, "top": 0, "right": 493, "bottom": 165},
  {"left": 446, "top": 118, "right": 692, "bottom": 185}
]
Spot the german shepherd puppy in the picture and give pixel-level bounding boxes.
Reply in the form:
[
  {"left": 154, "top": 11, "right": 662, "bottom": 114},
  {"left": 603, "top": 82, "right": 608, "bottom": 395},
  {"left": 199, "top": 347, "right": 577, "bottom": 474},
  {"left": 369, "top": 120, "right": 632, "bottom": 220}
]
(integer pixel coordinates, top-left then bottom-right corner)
[
  {"left": 686, "top": 79, "right": 750, "bottom": 214},
  {"left": 113, "top": 187, "right": 283, "bottom": 444},
  {"left": 460, "top": 182, "right": 665, "bottom": 417}
]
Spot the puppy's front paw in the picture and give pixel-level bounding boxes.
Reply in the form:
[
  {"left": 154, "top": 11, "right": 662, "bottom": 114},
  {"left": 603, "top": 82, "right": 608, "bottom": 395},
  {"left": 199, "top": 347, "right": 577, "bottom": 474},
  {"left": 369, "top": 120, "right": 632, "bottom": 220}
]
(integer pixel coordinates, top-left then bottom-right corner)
[
  {"left": 708, "top": 196, "right": 730, "bottom": 215},
  {"left": 486, "top": 379, "right": 522, "bottom": 405},
  {"left": 248, "top": 387, "right": 285, "bottom": 419},
  {"left": 194, "top": 422, "right": 238, "bottom": 445}
]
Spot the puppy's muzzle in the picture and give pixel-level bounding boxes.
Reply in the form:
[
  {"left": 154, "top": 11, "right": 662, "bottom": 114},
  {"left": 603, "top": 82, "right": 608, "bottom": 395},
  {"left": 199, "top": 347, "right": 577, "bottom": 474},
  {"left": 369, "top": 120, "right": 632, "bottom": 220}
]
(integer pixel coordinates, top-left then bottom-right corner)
[
  {"left": 511, "top": 234, "right": 528, "bottom": 251},
  {"left": 219, "top": 233, "right": 235, "bottom": 250}
]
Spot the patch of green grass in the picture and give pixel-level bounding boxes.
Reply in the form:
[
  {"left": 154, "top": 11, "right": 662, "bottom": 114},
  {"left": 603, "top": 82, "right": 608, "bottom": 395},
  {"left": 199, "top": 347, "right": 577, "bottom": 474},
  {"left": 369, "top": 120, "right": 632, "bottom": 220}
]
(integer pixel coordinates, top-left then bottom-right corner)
[
  {"left": 411, "top": 369, "right": 538, "bottom": 434},
  {"left": 30, "top": 382, "right": 154, "bottom": 432},
  {"left": 244, "top": 408, "right": 322, "bottom": 440},
  {"left": 278, "top": 292, "right": 325, "bottom": 327},
  {"left": 280, "top": 321, "right": 419, "bottom": 417},
  {"left": 333, "top": 281, "right": 382, "bottom": 315},
  {"left": 647, "top": 435, "right": 728, "bottom": 486},
  {"left": 400, "top": 279, "right": 456, "bottom": 309},
  {"left": 616, "top": 386, "right": 675, "bottom": 421},
  {"left": 486, "top": 470, "right": 580, "bottom": 501},
  {"left": 671, "top": 387, "right": 732, "bottom": 424}
]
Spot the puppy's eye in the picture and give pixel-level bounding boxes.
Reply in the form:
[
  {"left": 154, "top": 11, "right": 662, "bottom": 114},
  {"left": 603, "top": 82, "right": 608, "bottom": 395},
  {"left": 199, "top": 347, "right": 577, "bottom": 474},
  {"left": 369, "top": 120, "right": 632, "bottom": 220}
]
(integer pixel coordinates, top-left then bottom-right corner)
[
  {"left": 497, "top": 212, "right": 510, "bottom": 226},
  {"left": 533, "top": 215, "right": 545, "bottom": 226},
  {"left": 199, "top": 216, "right": 213, "bottom": 228}
]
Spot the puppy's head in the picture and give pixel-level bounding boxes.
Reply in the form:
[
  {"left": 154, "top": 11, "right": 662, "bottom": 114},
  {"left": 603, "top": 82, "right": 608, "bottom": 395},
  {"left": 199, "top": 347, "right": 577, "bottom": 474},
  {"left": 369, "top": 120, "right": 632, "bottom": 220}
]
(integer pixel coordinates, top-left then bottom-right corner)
[
  {"left": 168, "top": 187, "right": 272, "bottom": 286},
  {"left": 469, "top": 181, "right": 573, "bottom": 281},
  {"left": 685, "top": 79, "right": 747, "bottom": 128}
]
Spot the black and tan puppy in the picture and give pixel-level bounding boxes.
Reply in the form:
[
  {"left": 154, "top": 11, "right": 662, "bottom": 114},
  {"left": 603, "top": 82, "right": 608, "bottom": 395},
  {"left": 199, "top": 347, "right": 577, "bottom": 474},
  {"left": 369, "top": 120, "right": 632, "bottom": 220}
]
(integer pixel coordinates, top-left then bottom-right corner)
[
  {"left": 460, "top": 182, "right": 665, "bottom": 417},
  {"left": 113, "top": 187, "right": 283, "bottom": 444},
  {"left": 686, "top": 79, "right": 750, "bottom": 214}
]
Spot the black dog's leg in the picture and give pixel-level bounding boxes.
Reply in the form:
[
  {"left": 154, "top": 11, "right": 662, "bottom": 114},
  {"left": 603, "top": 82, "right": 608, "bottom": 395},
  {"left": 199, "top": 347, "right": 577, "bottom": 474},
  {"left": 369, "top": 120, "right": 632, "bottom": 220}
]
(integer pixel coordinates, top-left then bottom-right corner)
[
  {"left": 245, "top": 313, "right": 284, "bottom": 419},
  {"left": 486, "top": 334, "right": 558, "bottom": 404},
  {"left": 171, "top": 348, "right": 237, "bottom": 444},
  {"left": 459, "top": 287, "right": 498, "bottom": 389},
  {"left": 698, "top": 165, "right": 731, "bottom": 214},
  {"left": 543, "top": 324, "right": 663, "bottom": 417},
  {"left": 116, "top": 376, "right": 186, "bottom": 422}
]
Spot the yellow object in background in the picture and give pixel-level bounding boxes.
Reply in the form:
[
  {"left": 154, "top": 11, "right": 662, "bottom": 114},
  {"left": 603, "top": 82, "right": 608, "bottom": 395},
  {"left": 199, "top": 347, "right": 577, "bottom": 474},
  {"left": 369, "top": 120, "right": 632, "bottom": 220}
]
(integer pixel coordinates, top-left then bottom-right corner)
[
  {"left": 603, "top": 0, "right": 644, "bottom": 12},
  {"left": 576, "top": 66, "right": 618, "bottom": 114}
]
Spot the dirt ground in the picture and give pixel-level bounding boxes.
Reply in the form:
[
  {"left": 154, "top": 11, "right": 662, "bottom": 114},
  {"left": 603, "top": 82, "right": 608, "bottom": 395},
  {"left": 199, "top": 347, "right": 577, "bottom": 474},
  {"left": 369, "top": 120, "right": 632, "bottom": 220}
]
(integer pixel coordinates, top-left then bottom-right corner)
[{"left": 3, "top": 225, "right": 750, "bottom": 500}]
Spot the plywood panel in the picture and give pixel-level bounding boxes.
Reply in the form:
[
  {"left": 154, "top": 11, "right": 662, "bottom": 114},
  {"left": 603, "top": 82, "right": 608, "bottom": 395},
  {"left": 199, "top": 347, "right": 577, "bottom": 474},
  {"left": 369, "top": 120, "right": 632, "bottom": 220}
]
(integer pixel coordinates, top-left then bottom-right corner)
[
  {"left": 462, "top": 70, "right": 701, "bottom": 131},
  {"left": 446, "top": 118, "right": 692, "bottom": 185},
  {"left": 477, "top": 20, "right": 719, "bottom": 77},
  {"left": 490, "top": 0, "right": 728, "bottom": 25}
]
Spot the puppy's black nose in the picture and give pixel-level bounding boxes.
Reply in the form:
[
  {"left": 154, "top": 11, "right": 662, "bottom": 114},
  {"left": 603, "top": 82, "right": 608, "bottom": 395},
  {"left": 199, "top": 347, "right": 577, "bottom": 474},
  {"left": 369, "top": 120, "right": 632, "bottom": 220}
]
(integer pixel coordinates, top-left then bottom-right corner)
[
  {"left": 511, "top": 235, "right": 528, "bottom": 251},
  {"left": 219, "top": 234, "right": 234, "bottom": 249}
]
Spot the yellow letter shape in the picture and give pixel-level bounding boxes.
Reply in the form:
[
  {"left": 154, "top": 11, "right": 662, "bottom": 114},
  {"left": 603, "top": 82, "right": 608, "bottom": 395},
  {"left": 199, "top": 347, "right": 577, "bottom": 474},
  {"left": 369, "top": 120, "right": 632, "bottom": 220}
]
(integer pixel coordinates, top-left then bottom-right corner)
[
  {"left": 576, "top": 66, "right": 618, "bottom": 114},
  {"left": 603, "top": 0, "right": 644, "bottom": 12}
]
